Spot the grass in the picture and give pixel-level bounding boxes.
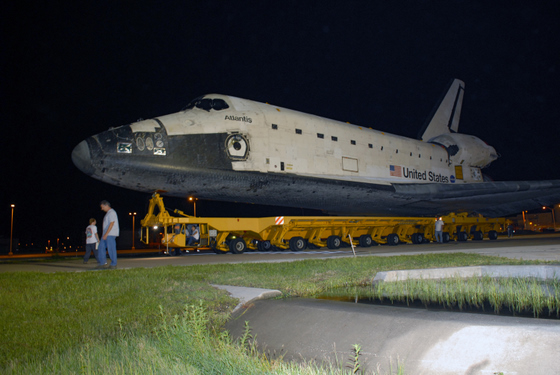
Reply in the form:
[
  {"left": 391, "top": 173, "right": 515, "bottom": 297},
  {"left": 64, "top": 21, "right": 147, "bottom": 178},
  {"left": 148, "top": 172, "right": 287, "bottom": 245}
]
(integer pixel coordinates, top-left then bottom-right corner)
[
  {"left": 319, "top": 276, "right": 560, "bottom": 318},
  {"left": 0, "top": 268, "right": 237, "bottom": 369},
  {"left": 0, "top": 252, "right": 549, "bottom": 374}
]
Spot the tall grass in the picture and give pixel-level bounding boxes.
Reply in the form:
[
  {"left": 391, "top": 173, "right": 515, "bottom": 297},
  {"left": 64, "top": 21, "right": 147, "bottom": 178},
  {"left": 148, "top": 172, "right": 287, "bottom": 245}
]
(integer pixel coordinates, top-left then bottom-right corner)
[
  {"left": 321, "top": 277, "right": 560, "bottom": 318},
  {"left": 7, "top": 301, "right": 403, "bottom": 375},
  {"left": 0, "top": 268, "right": 237, "bottom": 369}
]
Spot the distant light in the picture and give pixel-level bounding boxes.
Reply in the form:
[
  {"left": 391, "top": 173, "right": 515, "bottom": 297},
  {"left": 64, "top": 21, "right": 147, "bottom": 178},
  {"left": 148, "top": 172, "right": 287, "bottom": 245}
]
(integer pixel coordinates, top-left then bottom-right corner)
[{"left": 153, "top": 226, "right": 158, "bottom": 229}]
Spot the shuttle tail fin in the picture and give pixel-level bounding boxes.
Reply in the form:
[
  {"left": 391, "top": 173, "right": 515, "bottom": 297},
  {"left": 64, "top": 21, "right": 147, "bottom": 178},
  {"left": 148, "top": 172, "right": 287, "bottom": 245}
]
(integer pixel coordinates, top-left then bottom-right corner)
[{"left": 418, "top": 79, "right": 465, "bottom": 141}]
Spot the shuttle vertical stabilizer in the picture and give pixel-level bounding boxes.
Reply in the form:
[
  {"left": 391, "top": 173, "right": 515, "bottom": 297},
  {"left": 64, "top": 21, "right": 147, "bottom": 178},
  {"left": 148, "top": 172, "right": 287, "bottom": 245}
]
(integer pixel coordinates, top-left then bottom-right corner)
[{"left": 419, "top": 79, "right": 465, "bottom": 141}]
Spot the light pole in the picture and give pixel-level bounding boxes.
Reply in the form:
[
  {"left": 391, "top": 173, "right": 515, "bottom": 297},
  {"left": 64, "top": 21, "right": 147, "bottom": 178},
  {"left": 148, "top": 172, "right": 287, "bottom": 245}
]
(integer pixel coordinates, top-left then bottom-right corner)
[
  {"left": 543, "top": 206, "right": 556, "bottom": 230},
  {"left": 129, "top": 212, "right": 137, "bottom": 249},
  {"left": 189, "top": 197, "right": 198, "bottom": 217},
  {"left": 9, "top": 204, "right": 15, "bottom": 256}
]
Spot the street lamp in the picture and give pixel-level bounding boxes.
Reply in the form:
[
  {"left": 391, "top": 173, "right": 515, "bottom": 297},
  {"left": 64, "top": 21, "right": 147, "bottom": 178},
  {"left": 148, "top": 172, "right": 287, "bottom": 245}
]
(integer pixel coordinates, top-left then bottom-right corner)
[
  {"left": 542, "top": 206, "right": 556, "bottom": 230},
  {"left": 9, "top": 204, "right": 14, "bottom": 256},
  {"left": 129, "top": 212, "right": 137, "bottom": 249},
  {"left": 188, "top": 197, "right": 198, "bottom": 217}
]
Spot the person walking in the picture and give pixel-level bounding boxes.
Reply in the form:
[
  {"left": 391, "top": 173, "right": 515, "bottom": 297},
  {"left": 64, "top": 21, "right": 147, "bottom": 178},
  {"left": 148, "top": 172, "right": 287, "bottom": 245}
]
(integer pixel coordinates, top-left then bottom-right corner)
[
  {"left": 84, "top": 218, "right": 99, "bottom": 263},
  {"left": 435, "top": 217, "right": 444, "bottom": 243},
  {"left": 97, "top": 200, "right": 119, "bottom": 269}
]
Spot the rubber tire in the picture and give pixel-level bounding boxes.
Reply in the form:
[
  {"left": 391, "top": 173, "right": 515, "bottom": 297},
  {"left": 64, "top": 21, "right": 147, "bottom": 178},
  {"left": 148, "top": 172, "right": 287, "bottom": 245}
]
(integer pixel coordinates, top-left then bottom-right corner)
[
  {"left": 289, "top": 236, "right": 307, "bottom": 251},
  {"left": 443, "top": 232, "right": 451, "bottom": 243},
  {"left": 457, "top": 231, "right": 468, "bottom": 242},
  {"left": 411, "top": 233, "right": 424, "bottom": 244},
  {"left": 359, "top": 234, "right": 373, "bottom": 247},
  {"left": 229, "top": 238, "right": 246, "bottom": 254},
  {"left": 473, "top": 231, "right": 483, "bottom": 241},
  {"left": 327, "top": 236, "right": 341, "bottom": 249},
  {"left": 257, "top": 240, "right": 272, "bottom": 251},
  {"left": 387, "top": 233, "right": 399, "bottom": 246},
  {"left": 488, "top": 230, "right": 498, "bottom": 240}
]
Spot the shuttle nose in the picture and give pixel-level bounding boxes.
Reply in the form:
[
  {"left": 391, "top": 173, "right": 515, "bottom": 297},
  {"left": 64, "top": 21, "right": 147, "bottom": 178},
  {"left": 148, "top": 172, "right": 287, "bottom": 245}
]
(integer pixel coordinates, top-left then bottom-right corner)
[{"left": 72, "top": 140, "right": 95, "bottom": 176}]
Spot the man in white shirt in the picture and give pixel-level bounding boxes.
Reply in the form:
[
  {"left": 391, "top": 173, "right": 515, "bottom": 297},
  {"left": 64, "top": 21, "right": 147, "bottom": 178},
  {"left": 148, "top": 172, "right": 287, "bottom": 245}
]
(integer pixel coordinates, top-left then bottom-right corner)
[
  {"left": 434, "top": 217, "right": 444, "bottom": 243},
  {"left": 97, "top": 200, "right": 119, "bottom": 269},
  {"left": 187, "top": 225, "right": 200, "bottom": 246}
]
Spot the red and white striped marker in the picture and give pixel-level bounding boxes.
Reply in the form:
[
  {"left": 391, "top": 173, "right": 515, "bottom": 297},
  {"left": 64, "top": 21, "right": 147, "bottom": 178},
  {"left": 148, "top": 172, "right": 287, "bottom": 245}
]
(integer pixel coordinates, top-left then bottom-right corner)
[{"left": 275, "top": 216, "right": 284, "bottom": 225}]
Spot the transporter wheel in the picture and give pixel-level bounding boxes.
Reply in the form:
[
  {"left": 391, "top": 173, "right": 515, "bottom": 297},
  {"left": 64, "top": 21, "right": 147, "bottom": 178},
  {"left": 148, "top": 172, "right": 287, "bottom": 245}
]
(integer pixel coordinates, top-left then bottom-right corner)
[
  {"left": 359, "top": 234, "right": 373, "bottom": 247},
  {"left": 457, "top": 231, "right": 468, "bottom": 242},
  {"left": 257, "top": 240, "right": 272, "bottom": 251},
  {"left": 443, "top": 232, "right": 451, "bottom": 243},
  {"left": 289, "top": 236, "right": 307, "bottom": 251},
  {"left": 473, "top": 231, "right": 483, "bottom": 241},
  {"left": 411, "top": 233, "right": 424, "bottom": 244},
  {"left": 327, "top": 235, "right": 341, "bottom": 249},
  {"left": 387, "top": 233, "right": 399, "bottom": 246},
  {"left": 488, "top": 230, "right": 498, "bottom": 240},
  {"left": 229, "top": 238, "right": 246, "bottom": 254}
]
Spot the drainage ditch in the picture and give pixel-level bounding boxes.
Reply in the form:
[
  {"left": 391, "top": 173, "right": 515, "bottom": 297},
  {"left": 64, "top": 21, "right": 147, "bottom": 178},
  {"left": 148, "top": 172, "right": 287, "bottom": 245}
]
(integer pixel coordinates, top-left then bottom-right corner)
[{"left": 315, "top": 281, "right": 560, "bottom": 320}]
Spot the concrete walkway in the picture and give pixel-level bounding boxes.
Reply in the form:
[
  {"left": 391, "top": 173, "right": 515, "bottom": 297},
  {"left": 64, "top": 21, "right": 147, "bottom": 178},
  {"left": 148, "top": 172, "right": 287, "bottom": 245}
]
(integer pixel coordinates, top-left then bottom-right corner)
[
  {"left": 373, "top": 265, "right": 560, "bottom": 283},
  {"left": 212, "top": 284, "right": 282, "bottom": 312}
]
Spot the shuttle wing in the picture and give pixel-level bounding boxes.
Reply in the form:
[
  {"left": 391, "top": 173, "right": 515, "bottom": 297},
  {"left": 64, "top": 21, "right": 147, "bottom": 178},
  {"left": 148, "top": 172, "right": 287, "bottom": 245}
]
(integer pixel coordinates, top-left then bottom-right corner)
[{"left": 393, "top": 180, "right": 560, "bottom": 217}]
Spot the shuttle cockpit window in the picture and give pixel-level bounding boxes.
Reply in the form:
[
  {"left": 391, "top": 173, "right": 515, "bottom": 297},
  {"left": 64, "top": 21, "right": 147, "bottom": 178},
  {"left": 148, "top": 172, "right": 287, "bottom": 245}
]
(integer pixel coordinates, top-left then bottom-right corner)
[{"left": 182, "top": 97, "right": 230, "bottom": 112}]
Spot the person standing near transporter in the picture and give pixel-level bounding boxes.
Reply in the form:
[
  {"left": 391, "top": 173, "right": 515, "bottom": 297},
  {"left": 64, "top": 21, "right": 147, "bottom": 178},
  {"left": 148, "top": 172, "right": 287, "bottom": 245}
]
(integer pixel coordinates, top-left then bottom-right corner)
[
  {"left": 507, "top": 222, "right": 514, "bottom": 238},
  {"left": 435, "top": 217, "right": 444, "bottom": 243},
  {"left": 98, "top": 200, "right": 119, "bottom": 269},
  {"left": 84, "top": 218, "right": 99, "bottom": 263}
]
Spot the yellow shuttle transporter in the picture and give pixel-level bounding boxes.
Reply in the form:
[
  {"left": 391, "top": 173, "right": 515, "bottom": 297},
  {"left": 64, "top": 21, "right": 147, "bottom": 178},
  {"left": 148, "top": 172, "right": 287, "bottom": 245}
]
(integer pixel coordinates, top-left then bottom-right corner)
[{"left": 140, "top": 193, "right": 506, "bottom": 254}]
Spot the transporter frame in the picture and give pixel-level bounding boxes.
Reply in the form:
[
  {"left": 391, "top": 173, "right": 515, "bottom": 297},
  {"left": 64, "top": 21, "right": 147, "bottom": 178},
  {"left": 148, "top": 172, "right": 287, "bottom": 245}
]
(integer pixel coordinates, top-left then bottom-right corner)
[{"left": 140, "top": 193, "right": 506, "bottom": 254}]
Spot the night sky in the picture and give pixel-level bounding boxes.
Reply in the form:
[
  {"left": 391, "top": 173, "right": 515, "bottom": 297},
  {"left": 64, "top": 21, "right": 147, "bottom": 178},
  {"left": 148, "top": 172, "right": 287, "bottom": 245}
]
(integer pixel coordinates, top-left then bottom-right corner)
[{"left": 2, "top": 1, "right": 559, "bottom": 248}]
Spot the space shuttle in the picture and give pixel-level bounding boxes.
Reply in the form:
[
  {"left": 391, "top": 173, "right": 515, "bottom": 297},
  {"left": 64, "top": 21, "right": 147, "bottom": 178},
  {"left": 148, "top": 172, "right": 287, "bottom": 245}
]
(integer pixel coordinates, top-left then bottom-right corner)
[{"left": 72, "top": 79, "right": 560, "bottom": 217}]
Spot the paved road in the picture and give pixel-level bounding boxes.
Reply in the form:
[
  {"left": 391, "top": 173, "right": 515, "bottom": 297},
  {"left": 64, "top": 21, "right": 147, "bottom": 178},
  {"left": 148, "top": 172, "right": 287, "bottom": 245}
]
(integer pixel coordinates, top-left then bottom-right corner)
[{"left": 1, "top": 233, "right": 559, "bottom": 273}]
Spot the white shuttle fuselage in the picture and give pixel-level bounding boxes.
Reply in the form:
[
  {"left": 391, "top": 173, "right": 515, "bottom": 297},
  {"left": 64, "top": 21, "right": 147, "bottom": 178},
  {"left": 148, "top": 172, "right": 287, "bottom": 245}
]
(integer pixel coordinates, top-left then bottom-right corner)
[{"left": 157, "top": 94, "right": 491, "bottom": 185}]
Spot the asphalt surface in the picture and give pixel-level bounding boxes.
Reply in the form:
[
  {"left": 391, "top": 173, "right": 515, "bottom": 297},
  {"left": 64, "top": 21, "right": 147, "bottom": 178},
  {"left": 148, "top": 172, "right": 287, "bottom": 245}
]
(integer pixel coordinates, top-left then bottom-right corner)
[{"left": 1, "top": 233, "right": 560, "bottom": 273}]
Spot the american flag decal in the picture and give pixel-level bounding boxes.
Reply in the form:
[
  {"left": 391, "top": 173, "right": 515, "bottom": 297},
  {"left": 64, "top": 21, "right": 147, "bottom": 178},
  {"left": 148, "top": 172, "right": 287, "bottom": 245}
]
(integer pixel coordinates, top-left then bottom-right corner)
[{"left": 390, "top": 165, "right": 402, "bottom": 177}]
